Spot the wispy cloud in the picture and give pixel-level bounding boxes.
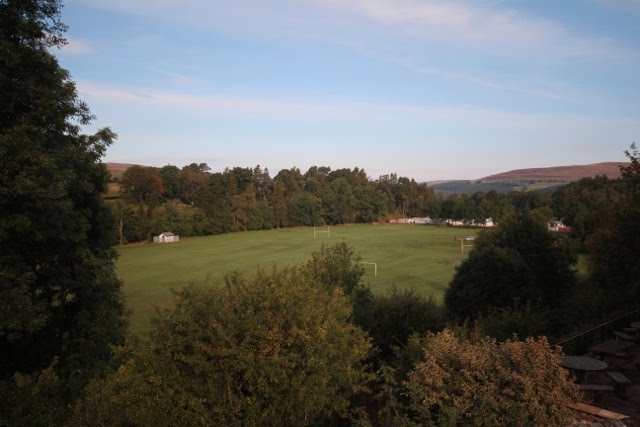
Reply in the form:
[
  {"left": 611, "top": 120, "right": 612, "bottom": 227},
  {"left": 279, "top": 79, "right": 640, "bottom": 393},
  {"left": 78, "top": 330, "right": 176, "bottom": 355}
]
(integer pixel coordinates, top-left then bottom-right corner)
[
  {"left": 78, "top": 81, "right": 640, "bottom": 135},
  {"left": 332, "top": 0, "right": 627, "bottom": 59},
  {"left": 347, "top": 45, "right": 573, "bottom": 102},
  {"left": 61, "top": 37, "right": 95, "bottom": 54},
  {"left": 74, "top": 0, "right": 630, "bottom": 61}
]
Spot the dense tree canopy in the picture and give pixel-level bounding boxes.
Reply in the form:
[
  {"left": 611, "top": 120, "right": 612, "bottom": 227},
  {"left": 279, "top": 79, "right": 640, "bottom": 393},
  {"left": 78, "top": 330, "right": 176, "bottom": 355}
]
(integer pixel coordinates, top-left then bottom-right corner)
[
  {"left": 445, "top": 246, "right": 536, "bottom": 321},
  {"left": 445, "top": 212, "right": 576, "bottom": 321},
  {"left": 0, "top": 0, "right": 126, "bottom": 422},
  {"left": 587, "top": 145, "right": 640, "bottom": 311}
]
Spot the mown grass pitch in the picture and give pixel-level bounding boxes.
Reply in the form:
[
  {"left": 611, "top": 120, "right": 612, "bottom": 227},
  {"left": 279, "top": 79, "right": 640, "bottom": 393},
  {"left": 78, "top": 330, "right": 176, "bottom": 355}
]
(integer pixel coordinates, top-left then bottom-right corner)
[{"left": 117, "top": 224, "right": 477, "bottom": 332}]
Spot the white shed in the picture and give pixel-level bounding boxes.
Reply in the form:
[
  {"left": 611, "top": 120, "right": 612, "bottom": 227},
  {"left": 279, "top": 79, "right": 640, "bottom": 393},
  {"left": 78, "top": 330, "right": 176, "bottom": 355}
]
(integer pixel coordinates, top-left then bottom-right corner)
[{"left": 153, "top": 232, "right": 180, "bottom": 243}]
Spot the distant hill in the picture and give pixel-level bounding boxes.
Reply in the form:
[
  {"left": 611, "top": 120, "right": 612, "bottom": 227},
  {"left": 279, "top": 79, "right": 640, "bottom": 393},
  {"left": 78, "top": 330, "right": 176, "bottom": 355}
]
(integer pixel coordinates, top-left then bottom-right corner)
[
  {"left": 478, "top": 162, "right": 627, "bottom": 182},
  {"left": 105, "top": 162, "right": 138, "bottom": 180},
  {"left": 430, "top": 162, "right": 629, "bottom": 194}
]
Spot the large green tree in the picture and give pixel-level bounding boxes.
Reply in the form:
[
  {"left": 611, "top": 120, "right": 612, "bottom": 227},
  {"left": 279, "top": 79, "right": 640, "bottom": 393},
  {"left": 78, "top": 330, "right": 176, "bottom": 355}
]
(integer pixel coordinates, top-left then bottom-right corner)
[
  {"left": 445, "top": 212, "right": 576, "bottom": 322},
  {"left": 587, "top": 145, "right": 640, "bottom": 311},
  {"left": 0, "top": 0, "right": 126, "bottom": 421}
]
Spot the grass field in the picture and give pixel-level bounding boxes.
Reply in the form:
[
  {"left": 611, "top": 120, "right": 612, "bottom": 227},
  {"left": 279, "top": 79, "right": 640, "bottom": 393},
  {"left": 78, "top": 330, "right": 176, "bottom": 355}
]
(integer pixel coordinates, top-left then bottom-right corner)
[{"left": 117, "top": 224, "right": 477, "bottom": 332}]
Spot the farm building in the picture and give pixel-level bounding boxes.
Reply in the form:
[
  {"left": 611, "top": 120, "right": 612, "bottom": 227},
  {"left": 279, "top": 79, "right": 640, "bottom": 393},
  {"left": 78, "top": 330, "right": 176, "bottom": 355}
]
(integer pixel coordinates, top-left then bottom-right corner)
[
  {"left": 548, "top": 220, "right": 571, "bottom": 233},
  {"left": 389, "top": 217, "right": 432, "bottom": 224},
  {"left": 153, "top": 232, "right": 180, "bottom": 243}
]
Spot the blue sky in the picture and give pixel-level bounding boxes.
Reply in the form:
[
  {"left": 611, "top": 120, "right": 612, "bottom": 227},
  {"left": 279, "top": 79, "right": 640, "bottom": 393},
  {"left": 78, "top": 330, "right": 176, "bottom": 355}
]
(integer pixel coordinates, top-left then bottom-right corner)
[{"left": 57, "top": 0, "right": 640, "bottom": 181}]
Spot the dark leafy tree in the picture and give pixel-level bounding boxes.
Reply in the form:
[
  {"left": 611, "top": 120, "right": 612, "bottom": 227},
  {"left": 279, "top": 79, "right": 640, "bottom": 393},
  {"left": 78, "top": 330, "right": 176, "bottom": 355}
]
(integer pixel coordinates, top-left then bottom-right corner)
[
  {"left": 270, "top": 180, "right": 288, "bottom": 227},
  {"left": 289, "top": 192, "right": 324, "bottom": 226},
  {"left": 357, "top": 288, "right": 445, "bottom": 362},
  {"left": 158, "top": 164, "right": 181, "bottom": 199},
  {"left": 0, "top": 0, "right": 126, "bottom": 422},
  {"left": 119, "top": 165, "right": 164, "bottom": 203},
  {"left": 252, "top": 164, "right": 272, "bottom": 200},
  {"left": 552, "top": 175, "right": 624, "bottom": 246},
  {"left": 475, "top": 212, "right": 576, "bottom": 305},
  {"left": 587, "top": 145, "right": 640, "bottom": 311},
  {"left": 179, "top": 164, "right": 208, "bottom": 204},
  {"left": 321, "top": 178, "right": 356, "bottom": 224},
  {"left": 445, "top": 212, "right": 576, "bottom": 323},
  {"left": 445, "top": 246, "right": 536, "bottom": 321}
]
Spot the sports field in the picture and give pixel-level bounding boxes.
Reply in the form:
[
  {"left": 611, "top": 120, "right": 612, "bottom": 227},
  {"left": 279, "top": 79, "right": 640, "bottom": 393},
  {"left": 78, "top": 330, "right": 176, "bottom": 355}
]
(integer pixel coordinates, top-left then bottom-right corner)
[{"left": 117, "top": 224, "right": 477, "bottom": 332}]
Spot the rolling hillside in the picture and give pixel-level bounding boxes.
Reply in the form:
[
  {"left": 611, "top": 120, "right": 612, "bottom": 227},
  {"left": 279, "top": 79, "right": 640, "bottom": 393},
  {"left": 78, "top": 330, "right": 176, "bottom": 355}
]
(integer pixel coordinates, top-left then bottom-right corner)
[
  {"left": 478, "top": 162, "right": 627, "bottom": 182},
  {"left": 430, "top": 162, "right": 628, "bottom": 194}
]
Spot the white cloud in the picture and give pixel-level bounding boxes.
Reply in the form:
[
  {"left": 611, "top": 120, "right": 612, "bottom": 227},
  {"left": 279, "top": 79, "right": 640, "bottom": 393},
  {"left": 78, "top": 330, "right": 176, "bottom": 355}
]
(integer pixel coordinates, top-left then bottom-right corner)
[
  {"left": 72, "top": 0, "right": 629, "bottom": 61},
  {"left": 61, "top": 37, "right": 95, "bottom": 54},
  {"left": 77, "top": 81, "right": 640, "bottom": 137},
  {"left": 331, "top": 0, "right": 626, "bottom": 59}
]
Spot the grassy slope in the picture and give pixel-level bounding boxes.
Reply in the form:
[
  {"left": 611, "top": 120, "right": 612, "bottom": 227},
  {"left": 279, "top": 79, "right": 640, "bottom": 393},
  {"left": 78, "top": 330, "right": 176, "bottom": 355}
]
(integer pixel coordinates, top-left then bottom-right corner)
[{"left": 117, "top": 224, "right": 476, "bottom": 332}]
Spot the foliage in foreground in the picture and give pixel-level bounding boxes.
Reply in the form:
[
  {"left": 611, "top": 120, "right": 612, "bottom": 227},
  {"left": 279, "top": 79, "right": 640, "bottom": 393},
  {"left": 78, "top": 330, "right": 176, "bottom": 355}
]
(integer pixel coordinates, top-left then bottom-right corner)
[
  {"left": 70, "top": 268, "right": 372, "bottom": 426},
  {"left": 405, "top": 330, "right": 580, "bottom": 427},
  {"left": 1, "top": 0, "right": 126, "bottom": 424}
]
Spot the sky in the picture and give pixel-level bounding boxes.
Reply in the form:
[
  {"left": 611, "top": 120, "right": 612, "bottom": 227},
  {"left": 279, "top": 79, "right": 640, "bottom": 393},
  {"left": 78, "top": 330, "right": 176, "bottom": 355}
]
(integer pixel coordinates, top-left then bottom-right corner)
[{"left": 56, "top": 0, "right": 640, "bottom": 181}]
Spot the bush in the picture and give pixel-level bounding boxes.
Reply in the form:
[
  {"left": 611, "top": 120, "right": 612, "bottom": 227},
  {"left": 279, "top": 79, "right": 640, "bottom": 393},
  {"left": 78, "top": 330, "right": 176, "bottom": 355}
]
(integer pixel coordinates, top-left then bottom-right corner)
[
  {"left": 479, "top": 301, "right": 552, "bottom": 341},
  {"left": 406, "top": 329, "right": 580, "bottom": 427},
  {"left": 70, "top": 269, "right": 371, "bottom": 426},
  {"left": 356, "top": 287, "right": 445, "bottom": 362}
]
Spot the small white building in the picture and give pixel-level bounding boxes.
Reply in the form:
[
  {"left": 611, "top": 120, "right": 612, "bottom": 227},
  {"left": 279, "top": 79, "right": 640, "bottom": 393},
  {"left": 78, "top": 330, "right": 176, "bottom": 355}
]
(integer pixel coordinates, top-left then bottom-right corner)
[
  {"left": 479, "top": 218, "right": 495, "bottom": 228},
  {"left": 153, "top": 232, "right": 180, "bottom": 243},
  {"left": 389, "top": 217, "right": 432, "bottom": 224},
  {"left": 409, "top": 217, "right": 432, "bottom": 224}
]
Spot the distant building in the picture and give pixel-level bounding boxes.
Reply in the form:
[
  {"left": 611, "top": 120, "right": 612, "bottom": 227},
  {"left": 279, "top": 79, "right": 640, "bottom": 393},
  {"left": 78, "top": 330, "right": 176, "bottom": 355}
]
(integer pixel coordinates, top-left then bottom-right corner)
[
  {"left": 548, "top": 220, "right": 571, "bottom": 233},
  {"left": 409, "top": 217, "right": 432, "bottom": 224},
  {"left": 153, "top": 232, "right": 180, "bottom": 243},
  {"left": 388, "top": 217, "right": 432, "bottom": 224},
  {"left": 479, "top": 218, "right": 495, "bottom": 228}
]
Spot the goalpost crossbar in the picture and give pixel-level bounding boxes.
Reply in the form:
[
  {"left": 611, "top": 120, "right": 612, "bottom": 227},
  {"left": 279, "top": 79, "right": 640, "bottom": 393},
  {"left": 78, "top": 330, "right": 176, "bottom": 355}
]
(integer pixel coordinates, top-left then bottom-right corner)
[
  {"left": 359, "top": 261, "right": 377, "bottom": 276},
  {"left": 313, "top": 226, "right": 331, "bottom": 239}
]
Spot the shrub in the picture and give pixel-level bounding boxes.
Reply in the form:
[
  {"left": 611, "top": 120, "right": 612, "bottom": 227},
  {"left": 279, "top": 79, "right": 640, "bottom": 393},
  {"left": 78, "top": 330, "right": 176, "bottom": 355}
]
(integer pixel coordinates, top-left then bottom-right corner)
[
  {"left": 70, "top": 269, "right": 371, "bottom": 426},
  {"left": 406, "top": 329, "right": 580, "bottom": 427}
]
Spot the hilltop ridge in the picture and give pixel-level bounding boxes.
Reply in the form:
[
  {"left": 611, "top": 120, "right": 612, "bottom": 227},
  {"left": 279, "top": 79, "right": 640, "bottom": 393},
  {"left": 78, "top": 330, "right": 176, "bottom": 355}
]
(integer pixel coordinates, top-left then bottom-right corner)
[{"left": 478, "top": 162, "right": 627, "bottom": 182}]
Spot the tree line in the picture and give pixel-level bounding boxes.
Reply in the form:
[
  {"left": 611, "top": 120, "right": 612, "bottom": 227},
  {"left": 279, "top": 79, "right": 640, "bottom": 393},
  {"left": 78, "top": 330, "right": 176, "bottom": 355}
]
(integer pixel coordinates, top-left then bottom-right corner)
[
  {"left": 112, "top": 161, "right": 597, "bottom": 245},
  {"left": 112, "top": 158, "right": 633, "bottom": 253}
]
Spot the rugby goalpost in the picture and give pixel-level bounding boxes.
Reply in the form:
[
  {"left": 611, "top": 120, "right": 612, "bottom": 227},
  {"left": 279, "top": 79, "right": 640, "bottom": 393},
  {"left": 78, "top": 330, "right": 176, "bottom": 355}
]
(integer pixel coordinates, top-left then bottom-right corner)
[
  {"left": 454, "top": 236, "right": 474, "bottom": 254},
  {"left": 359, "top": 261, "right": 377, "bottom": 277},
  {"left": 313, "top": 226, "right": 331, "bottom": 239}
]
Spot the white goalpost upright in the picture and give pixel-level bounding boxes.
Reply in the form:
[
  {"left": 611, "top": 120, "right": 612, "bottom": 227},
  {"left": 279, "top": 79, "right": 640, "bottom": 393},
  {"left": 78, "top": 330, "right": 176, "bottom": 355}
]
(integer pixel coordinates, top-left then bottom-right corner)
[
  {"left": 454, "top": 236, "right": 475, "bottom": 254},
  {"left": 359, "top": 261, "right": 377, "bottom": 277},
  {"left": 313, "top": 226, "right": 331, "bottom": 239}
]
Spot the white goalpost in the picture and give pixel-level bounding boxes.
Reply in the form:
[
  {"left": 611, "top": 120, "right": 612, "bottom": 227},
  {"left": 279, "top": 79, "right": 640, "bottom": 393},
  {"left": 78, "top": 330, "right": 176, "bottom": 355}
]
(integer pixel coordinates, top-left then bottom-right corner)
[
  {"left": 359, "top": 261, "right": 377, "bottom": 277},
  {"left": 454, "top": 236, "right": 475, "bottom": 254},
  {"left": 313, "top": 226, "right": 331, "bottom": 239}
]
